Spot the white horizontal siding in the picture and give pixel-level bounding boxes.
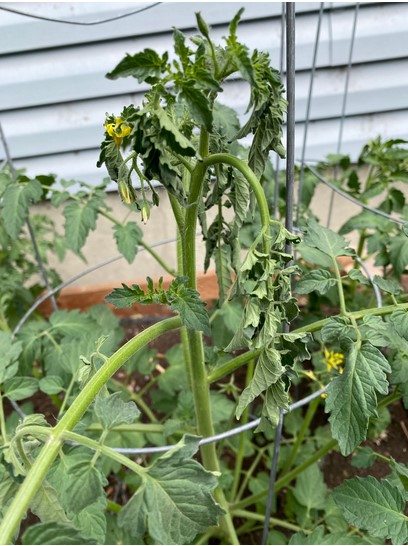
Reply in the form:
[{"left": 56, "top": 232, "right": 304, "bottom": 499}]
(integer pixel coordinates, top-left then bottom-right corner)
[
  {"left": 2, "top": 3, "right": 408, "bottom": 112},
  {"left": 0, "top": 2, "right": 333, "bottom": 55},
  {"left": 0, "top": 2, "right": 407, "bottom": 185}
]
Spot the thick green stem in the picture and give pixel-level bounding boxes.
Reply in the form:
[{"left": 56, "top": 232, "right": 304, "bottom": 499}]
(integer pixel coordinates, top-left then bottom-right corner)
[
  {"left": 86, "top": 423, "right": 163, "bottom": 434},
  {"left": 0, "top": 317, "right": 181, "bottom": 545},
  {"left": 292, "top": 302, "right": 408, "bottom": 335},
  {"left": 202, "top": 153, "right": 271, "bottom": 253},
  {"left": 333, "top": 257, "right": 348, "bottom": 316},
  {"left": 232, "top": 509, "right": 304, "bottom": 534},
  {"left": 208, "top": 349, "right": 262, "bottom": 384},
  {"left": 0, "top": 391, "right": 7, "bottom": 444},
  {"left": 169, "top": 193, "right": 185, "bottom": 234},
  {"left": 62, "top": 430, "right": 144, "bottom": 474},
  {"left": 182, "top": 133, "right": 238, "bottom": 544}
]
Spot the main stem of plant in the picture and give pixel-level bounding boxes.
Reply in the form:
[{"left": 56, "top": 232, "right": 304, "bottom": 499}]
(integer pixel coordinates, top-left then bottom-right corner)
[
  {"left": 182, "top": 132, "right": 272, "bottom": 545},
  {"left": 0, "top": 316, "right": 182, "bottom": 546}
]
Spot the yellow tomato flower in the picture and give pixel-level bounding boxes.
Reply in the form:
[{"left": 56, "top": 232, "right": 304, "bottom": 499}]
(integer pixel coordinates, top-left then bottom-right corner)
[
  {"left": 323, "top": 348, "right": 344, "bottom": 374},
  {"left": 104, "top": 116, "right": 132, "bottom": 146}
]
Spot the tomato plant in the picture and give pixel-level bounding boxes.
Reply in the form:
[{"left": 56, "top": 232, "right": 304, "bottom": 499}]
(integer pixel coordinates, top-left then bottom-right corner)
[{"left": 0, "top": 11, "right": 407, "bottom": 545}]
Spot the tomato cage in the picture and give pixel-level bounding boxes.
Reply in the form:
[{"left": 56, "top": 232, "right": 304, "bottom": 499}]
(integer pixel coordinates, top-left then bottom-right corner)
[{"left": 1, "top": 3, "right": 407, "bottom": 545}]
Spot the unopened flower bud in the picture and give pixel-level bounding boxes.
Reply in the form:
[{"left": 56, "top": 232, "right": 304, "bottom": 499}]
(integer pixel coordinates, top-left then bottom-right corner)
[
  {"left": 118, "top": 180, "right": 136, "bottom": 205},
  {"left": 141, "top": 202, "right": 150, "bottom": 224}
]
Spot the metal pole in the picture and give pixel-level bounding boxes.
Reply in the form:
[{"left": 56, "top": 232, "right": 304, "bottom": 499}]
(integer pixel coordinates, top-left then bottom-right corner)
[{"left": 285, "top": 2, "right": 296, "bottom": 254}]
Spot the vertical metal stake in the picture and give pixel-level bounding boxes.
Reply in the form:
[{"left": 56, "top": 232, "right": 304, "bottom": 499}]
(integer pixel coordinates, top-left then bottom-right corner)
[
  {"left": 285, "top": 2, "right": 296, "bottom": 255},
  {"left": 0, "top": 122, "right": 58, "bottom": 312}
]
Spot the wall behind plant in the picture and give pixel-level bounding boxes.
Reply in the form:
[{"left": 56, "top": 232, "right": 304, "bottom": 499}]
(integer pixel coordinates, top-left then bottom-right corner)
[{"left": 1, "top": 2, "right": 408, "bottom": 187}]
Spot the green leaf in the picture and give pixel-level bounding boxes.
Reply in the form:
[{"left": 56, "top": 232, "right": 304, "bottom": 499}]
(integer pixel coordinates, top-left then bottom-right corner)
[
  {"left": 72, "top": 500, "right": 107, "bottom": 545},
  {"left": 178, "top": 83, "right": 212, "bottom": 131},
  {"left": 118, "top": 435, "right": 224, "bottom": 544},
  {"left": 30, "top": 481, "right": 70, "bottom": 524},
  {"left": 389, "top": 459, "right": 408, "bottom": 491},
  {"left": 156, "top": 107, "right": 196, "bottom": 157},
  {"left": 22, "top": 522, "right": 93, "bottom": 545},
  {"left": 389, "top": 236, "right": 408, "bottom": 276},
  {"left": 298, "top": 243, "right": 333, "bottom": 268},
  {"left": 106, "top": 277, "right": 210, "bottom": 335},
  {"left": 228, "top": 7, "right": 244, "bottom": 37},
  {"left": 63, "top": 200, "right": 98, "bottom": 254},
  {"left": 51, "top": 190, "right": 71, "bottom": 207},
  {"left": 49, "top": 309, "right": 96, "bottom": 337},
  {"left": 289, "top": 527, "right": 368, "bottom": 545},
  {"left": 339, "top": 210, "right": 392, "bottom": 235},
  {"left": 0, "top": 332, "right": 23, "bottom": 383},
  {"left": 359, "top": 315, "right": 388, "bottom": 347},
  {"left": 3, "top": 376, "right": 38, "bottom": 400},
  {"left": 104, "top": 283, "right": 144, "bottom": 308},
  {"left": 106, "top": 49, "right": 167, "bottom": 83},
  {"left": 303, "top": 219, "right": 355, "bottom": 259},
  {"left": 325, "top": 342, "right": 391, "bottom": 455},
  {"left": 236, "top": 347, "right": 284, "bottom": 419},
  {"left": 214, "top": 244, "right": 233, "bottom": 305},
  {"left": 39, "top": 375, "right": 65, "bottom": 395},
  {"left": 0, "top": 463, "right": 19, "bottom": 510},
  {"left": 231, "top": 170, "right": 250, "bottom": 232},
  {"left": 213, "top": 102, "right": 240, "bottom": 141},
  {"left": 293, "top": 464, "right": 328, "bottom": 511},
  {"left": 321, "top": 317, "right": 355, "bottom": 344},
  {"left": 1, "top": 180, "right": 42, "bottom": 238},
  {"left": 260, "top": 379, "right": 290, "bottom": 428},
  {"left": 94, "top": 392, "right": 140, "bottom": 430},
  {"left": 333, "top": 476, "right": 408, "bottom": 544},
  {"left": 296, "top": 270, "right": 337, "bottom": 295},
  {"left": 348, "top": 268, "right": 370, "bottom": 285},
  {"left": 373, "top": 275, "right": 403, "bottom": 296},
  {"left": 168, "top": 278, "right": 211, "bottom": 335},
  {"left": 352, "top": 447, "right": 376, "bottom": 468},
  {"left": 61, "top": 460, "right": 107, "bottom": 515},
  {"left": 113, "top": 221, "right": 142, "bottom": 264}
]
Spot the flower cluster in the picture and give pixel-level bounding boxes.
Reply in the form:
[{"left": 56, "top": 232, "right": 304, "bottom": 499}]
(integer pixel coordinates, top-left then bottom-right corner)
[
  {"left": 323, "top": 348, "right": 344, "bottom": 374},
  {"left": 104, "top": 116, "right": 131, "bottom": 147}
]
